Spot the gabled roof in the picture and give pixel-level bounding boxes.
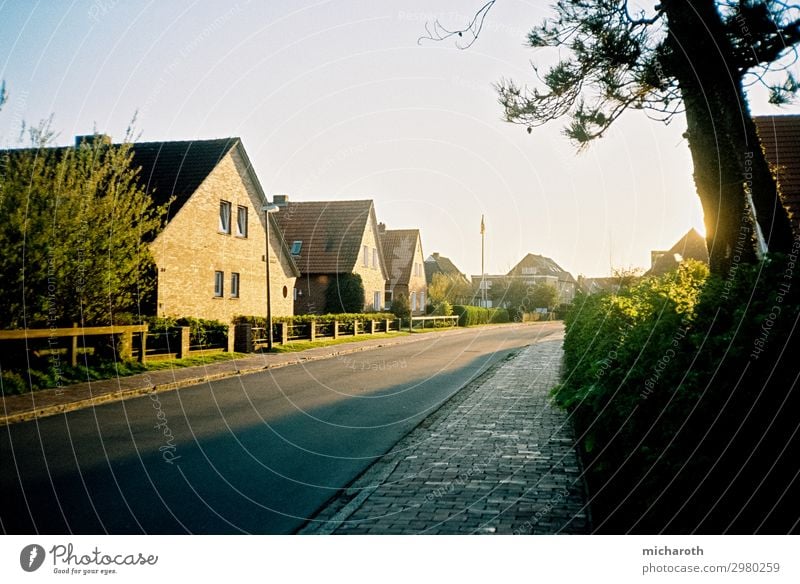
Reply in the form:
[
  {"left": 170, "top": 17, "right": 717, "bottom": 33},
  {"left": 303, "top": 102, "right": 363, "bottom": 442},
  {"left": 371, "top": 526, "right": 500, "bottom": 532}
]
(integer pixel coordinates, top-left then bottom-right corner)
[
  {"left": 647, "top": 228, "right": 709, "bottom": 276},
  {"left": 381, "top": 229, "right": 422, "bottom": 287},
  {"left": 424, "top": 253, "right": 469, "bottom": 284},
  {"left": 754, "top": 115, "right": 800, "bottom": 225},
  {"left": 130, "top": 138, "right": 238, "bottom": 220},
  {"left": 130, "top": 137, "right": 299, "bottom": 277},
  {"left": 508, "top": 253, "right": 577, "bottom": 284},
  {"left": 276, "top": 199, "right": 385, "bottom": 275}
]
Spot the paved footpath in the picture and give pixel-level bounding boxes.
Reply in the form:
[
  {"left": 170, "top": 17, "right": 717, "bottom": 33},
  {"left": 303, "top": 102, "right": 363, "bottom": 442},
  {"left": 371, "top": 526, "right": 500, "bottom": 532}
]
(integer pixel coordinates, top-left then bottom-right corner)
[{"left": 301, "top": 332, "right": 590, "bottom": 534}]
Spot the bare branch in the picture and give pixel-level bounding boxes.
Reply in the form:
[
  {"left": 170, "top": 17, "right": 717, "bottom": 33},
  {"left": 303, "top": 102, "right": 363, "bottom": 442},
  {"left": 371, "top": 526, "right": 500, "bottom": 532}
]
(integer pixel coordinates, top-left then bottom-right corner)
[{"left": 417, "top": 1, "right": 496, "bottom": 49}]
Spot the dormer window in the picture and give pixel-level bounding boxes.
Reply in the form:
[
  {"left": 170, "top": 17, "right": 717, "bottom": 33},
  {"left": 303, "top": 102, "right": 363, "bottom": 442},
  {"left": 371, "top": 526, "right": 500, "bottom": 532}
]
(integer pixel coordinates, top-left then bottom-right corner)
[{"left": 291, "top": 241, "right": 302, "bottom": 255}]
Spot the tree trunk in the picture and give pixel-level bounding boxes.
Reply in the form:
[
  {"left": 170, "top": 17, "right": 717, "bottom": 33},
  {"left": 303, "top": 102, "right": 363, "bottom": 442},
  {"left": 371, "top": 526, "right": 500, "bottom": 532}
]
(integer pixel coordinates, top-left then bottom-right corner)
[{"left": 663, "top": 0, "right": 793, "bottom": 274}]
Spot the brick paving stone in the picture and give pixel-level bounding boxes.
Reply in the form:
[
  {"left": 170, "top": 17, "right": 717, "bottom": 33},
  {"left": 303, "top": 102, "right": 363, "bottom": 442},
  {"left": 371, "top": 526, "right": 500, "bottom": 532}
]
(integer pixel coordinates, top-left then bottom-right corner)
[{"left": 303, "top": 333, "right": 591, "bottom": 535}]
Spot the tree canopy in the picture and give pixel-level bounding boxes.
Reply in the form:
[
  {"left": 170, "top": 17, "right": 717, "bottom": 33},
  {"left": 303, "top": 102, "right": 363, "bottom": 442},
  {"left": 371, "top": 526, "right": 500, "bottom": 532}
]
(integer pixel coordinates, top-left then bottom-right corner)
[
  {"left": 489, "top": 1, "right": 800, "bottom": 275},
  {"left": 325, "top": 272, "right": 366, "bottom": 313},
  {"left": 0, "top": 125, "right": 166, "bottom": 328}
]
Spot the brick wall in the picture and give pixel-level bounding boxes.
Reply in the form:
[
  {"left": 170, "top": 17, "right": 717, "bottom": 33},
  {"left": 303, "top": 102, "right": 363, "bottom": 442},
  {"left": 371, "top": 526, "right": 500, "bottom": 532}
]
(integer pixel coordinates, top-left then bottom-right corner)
[
  {"left": 150, "top": 148, "right": 296, "bottom": 323},
  {"left": 356, "top": 216, "right": 388, "bottom": 312}
]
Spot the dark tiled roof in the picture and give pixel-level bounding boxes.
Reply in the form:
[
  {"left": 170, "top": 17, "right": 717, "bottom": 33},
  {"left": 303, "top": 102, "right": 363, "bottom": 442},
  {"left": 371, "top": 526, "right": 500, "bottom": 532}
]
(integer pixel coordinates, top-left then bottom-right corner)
[
  {"left": 647, "top": 228, "right": 709, "bottom": 276},
  {"left": 754, "top": 115, "right": 800, "bottom": 226},
  {"left": 276, "top": 200, "right": 376, "bottom": 274},
  {"left": 424, "top": 253, "right": 469, "bottom": 284},
  {"left": 579, "top": 277, "right": 623, "bottom": 294},
  {"left": 381, "top": 229, "right": 421, "bottom": 287},
  {"left": 130, "top": 138, "right": 238, "bottom": 220},
  {"left": 508, "top": 253, "right": 576, "bottom": 284}
]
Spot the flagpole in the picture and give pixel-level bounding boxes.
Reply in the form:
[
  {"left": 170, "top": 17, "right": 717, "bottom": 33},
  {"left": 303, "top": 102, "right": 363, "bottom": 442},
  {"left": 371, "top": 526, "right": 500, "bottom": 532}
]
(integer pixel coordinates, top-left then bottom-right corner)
[{"left": 481, "top": 215, "right": 486, "bottom": 308}]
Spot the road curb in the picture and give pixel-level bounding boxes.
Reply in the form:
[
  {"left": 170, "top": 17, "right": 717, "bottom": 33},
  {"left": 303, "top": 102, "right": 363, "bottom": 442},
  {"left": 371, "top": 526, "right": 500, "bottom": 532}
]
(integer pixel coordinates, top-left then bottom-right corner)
[{"left": 1, "top": 324, "right": 540, "bottom": 426}]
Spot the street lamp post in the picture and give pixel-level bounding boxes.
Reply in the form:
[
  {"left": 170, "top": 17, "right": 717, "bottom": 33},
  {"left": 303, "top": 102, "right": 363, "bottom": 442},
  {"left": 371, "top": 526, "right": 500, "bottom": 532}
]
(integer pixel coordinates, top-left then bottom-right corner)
[{"left": 262, "top": 203, "right": 280, "bottom": 351}]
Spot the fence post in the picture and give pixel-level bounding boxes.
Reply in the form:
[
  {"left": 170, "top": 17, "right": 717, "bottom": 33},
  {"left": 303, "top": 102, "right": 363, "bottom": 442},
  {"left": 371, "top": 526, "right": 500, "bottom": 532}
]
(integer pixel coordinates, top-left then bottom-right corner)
[
  {"left": 139, "top": 325, "right": 148, "bottom": 363},
  {"left": 177, "top": 326, "right": 190, "bottom": 359},
  {"left": 280, "top": 322, "right": 288, "bottom": 345},
  {"left": 384, "top": 318, "right": 390, "bottom": 333},
  {"left": 309, "top": 321, "right": 316, "bottom": 342},
  {"left": 354, "top": 320, "right": 359, "bottom": 336},
  {"left": 333, "top": 320, "right": 339, "bottom": 339},
  {"left": 226, "top": 324, "right": 235, "bottom": 353},
  {"left": 234, "top": 323, "right": 253, "bottom": 353},
  {"left": 69, "top": 323, "right": 79, "bottom": 367},
  {"left": 119, "top": 329, "right": 133, "bottom": 361},
  {"left": 369, "top": 320, "right": 376, "bottom": 335}
]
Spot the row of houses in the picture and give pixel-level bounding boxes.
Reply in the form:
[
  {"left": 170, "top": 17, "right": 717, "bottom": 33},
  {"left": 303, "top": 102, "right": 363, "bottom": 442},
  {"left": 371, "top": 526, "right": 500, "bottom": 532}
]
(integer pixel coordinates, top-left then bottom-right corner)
[
  {"left": 14, "top": 133, "right": 586, "bottom": 324},
  {"left": 130, "top": 136, "right": 437, "bottom": 323}
]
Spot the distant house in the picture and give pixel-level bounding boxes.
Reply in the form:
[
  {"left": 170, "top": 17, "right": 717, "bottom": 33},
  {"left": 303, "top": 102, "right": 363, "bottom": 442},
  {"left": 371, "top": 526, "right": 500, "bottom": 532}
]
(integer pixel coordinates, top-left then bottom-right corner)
[
  {"left": 754, "top": 115, "right": 800, "bottom": 231},
  {"left": 424, "top": 252, "right": 470, "bottom": 286},
  {"left": 379, "top": 225, "right": 427, "bottom": 315},
  {"left": 274, "top": 197, "right": 388, "bottom": 314},
  {"left": 578, "top": 276, "right": 624, "bottom": 295},
  {"left": 646, "top": 228, "right": 709, "bottom": 276},
  {"left": 473, "top": 253, "right": 577, "bottom": 307},
  {"left": 132, "top": 138, "right": 300, "bottom": 323}
]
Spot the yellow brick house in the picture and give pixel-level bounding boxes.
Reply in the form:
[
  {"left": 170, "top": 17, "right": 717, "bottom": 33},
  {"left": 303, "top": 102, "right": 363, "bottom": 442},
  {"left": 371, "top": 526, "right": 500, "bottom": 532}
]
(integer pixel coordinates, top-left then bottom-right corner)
[{"left": 132, "top": 138, "right": 299, "bottom": 323}]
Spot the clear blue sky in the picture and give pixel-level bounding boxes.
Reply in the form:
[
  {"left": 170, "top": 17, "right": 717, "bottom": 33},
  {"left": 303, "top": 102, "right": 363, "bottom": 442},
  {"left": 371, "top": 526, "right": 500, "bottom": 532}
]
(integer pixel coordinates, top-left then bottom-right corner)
[{"left": 2, "top": 0, "right": 798, "bottom": 277}]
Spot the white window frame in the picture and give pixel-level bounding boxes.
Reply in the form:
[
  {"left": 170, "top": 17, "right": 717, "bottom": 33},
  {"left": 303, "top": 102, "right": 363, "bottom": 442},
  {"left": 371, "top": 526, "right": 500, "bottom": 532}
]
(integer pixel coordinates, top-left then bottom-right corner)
[
  {"left": 231, "top": 272, "right": 240, "bottom": 298},
  {"left": 363, "top": 245, "right": 369, "bottom": 267},
  {"left": 236, "top": 205, "right": 248, "bottom": 237},
  {"left": 214, "top": 271, "right": 224, "bottom": 297},
  {"left": 372, "top": 248, "right": 378, "bottom": 269},
  {"left": 219, "top": 201, "right": 232, "bottom": 234},
  {"left": 373, "top": 291, "right": 382, "bottom": 311}
]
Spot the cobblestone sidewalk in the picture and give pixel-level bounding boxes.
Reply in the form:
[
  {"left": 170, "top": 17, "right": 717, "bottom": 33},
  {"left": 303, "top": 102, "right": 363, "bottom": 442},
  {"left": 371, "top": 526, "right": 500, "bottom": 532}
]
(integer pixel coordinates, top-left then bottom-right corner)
[{"left": 301, "top": 334, "right": 590, "bottom": 534}]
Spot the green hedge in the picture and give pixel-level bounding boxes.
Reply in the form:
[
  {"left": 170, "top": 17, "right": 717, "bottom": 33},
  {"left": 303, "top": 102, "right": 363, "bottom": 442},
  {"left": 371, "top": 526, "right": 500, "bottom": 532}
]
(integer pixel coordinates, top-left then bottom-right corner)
[
  {"left": 556, "top": 258, "right": 800, "bottom": 533},
  {"left": 234, "top": 313, "right": 395, "bottom": 328},
  {"left": 144, "top": 316, "right": 228, "bottom": 346},
  {"left": 452, "top": 305, "right": 510, "bottom": 326}
]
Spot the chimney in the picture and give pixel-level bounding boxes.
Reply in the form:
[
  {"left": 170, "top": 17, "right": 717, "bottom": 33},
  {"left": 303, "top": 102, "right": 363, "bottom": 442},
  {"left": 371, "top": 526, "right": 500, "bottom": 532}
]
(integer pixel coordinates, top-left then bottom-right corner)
[
  {"left": 75, "top": 134, "right": 111, "bottom": 148},
  {"left": 432, "top": 252, "right": 440, "bottom": 260},
  {"left": 378, "top": 222, "right": 386, "bottom": 234},
  {"left": 273, "top": 194, "right": 289, "bottom": 207}
]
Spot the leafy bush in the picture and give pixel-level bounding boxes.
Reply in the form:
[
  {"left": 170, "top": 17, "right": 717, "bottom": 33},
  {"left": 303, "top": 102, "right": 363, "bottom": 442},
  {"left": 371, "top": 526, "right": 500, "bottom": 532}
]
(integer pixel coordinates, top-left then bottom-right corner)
[
  {"left": 452, "top": 305, "right": 510, "bottom": 326},
  {"left": 234, "top": 313, "right": 393, "bottom": 327},
  {"left": 556, "top": 258, "right": 800, "bottom": 532},
  {"left": 390, "top": 292, "right": 411, "bottom": 320},
  {"left": 325, "top": 273, "right": 365, "bottom": 313}
]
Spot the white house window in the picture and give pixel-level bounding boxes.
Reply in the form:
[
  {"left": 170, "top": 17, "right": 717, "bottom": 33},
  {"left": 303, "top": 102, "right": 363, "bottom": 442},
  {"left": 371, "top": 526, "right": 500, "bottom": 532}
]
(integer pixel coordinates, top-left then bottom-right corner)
[
  {"left": 372, "top": 248, "right": 378, "bottom": 269},
  {"left": 363, "top": 245, "right": 369, "bottom": 267},
  {"left": 231, "top": 272, "right": 240, "bottom": 298},
  {"left": 291, "top": 240, "right": 302, "bottom": 255},
  {"left": 214, "top": 271, "right": 224, "bottom": 297},
  {"left": 219, "top": 201, "right": 232, "bottom": 234},
  {"left": 236, "top": 206, "right": 248, "bottom": 237},
  {"left": 411, "top": 292, "right": 417, "bottom": 312},
  {"left": 373, "top": 291, "right": 382, "bottom": 311},
  {"left": 420, "top": 290, "right": 425, "bottom": 309}
]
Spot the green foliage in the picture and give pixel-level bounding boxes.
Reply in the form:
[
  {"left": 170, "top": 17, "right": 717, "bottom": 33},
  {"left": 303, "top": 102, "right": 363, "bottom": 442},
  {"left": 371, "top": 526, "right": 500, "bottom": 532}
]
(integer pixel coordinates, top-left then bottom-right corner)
[
  {"left": 528, "top": 282, "right": 559, "bottom": 311},
  {"left": 325, "top": 273, "right": 365, "bottom": 314},
  {"left": 431, "top": 299, "right": 453, "bottom": 316},
  {"left": 390, "top": 292, "right": 411, "bottom": 320},
  {"left": 452, "top": 305, "right": 510, "bottom": 326},
  {"left": 556, "top": 257, "right": 800, "bottom": 532},
  {"left": 0, "top": 125, "right": 166, "bottom": 328},
  {"left": 428, "top": 272, "right": 472, "bottom": 307},
  {"left": 235, "top": 312, "right": 394, "bottom": 327}
]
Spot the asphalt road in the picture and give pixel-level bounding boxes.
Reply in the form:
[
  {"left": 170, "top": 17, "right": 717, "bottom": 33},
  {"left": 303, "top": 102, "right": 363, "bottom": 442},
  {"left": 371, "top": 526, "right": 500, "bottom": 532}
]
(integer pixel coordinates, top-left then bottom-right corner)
[{"left": 1, "top": 322, "right": 562, "bottom": 534}]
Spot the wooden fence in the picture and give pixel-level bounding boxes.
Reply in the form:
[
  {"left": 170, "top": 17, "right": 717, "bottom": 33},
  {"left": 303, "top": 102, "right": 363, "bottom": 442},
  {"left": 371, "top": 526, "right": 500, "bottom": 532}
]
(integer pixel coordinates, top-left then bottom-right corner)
[{"left": 2, "top": 315, "right": 463, "bottom": 365}]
